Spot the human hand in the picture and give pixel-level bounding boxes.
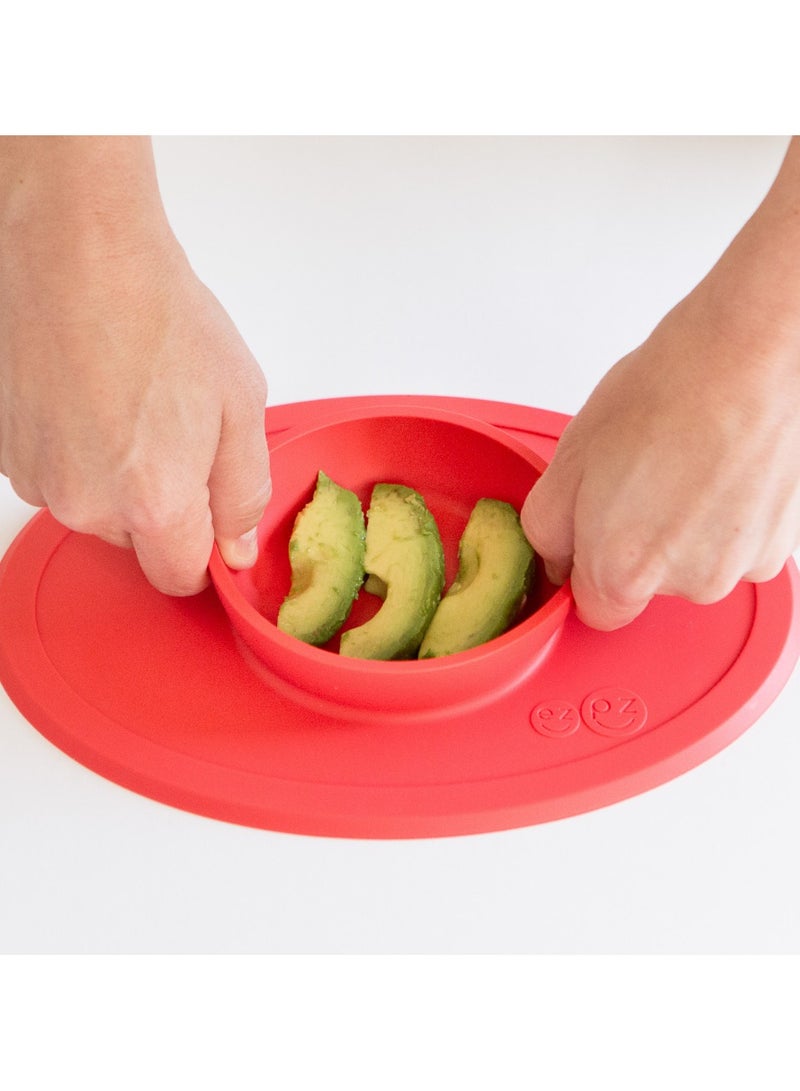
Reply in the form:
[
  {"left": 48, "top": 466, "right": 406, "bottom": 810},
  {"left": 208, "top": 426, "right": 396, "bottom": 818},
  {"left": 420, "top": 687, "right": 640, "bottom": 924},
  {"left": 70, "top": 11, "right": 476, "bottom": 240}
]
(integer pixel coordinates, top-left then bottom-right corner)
[
  {"left": 0, "top": 137, "right": 271, "bottom": 595},
  {"left": 522, "top": 136, "right": 800, "bottom": 630},
  {"left": 521, "top": 286, "right": 800, "bottom": 630}
]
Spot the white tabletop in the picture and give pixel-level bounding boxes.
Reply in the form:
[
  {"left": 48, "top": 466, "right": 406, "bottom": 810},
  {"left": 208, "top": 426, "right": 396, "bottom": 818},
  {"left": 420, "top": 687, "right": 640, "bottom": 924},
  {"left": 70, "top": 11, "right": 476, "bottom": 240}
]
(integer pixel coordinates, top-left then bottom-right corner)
[{"left": 1, "top": 135, "right": 797, "bottom": 954}]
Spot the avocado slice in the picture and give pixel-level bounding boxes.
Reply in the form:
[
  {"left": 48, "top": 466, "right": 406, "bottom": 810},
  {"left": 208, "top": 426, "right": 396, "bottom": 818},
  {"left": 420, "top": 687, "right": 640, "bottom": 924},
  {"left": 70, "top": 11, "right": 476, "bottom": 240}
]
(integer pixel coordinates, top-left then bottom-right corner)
[
  {"left": 339, "top": 484, "right": 445, "bottom": 660},
  {"left": 418, "top": 498, "right": 534, "bottom": 658},
  {"left": 277, "top": 470, "right": 366, "bottom": 646}
]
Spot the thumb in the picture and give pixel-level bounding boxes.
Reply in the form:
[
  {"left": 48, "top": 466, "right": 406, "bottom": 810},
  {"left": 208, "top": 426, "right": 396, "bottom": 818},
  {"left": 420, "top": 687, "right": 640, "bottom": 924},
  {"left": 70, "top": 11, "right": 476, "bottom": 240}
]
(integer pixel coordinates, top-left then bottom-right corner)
[
  {"left": 209, "top": 400, "right": 272, "bottom": 570},
  {"left": 520, "top": 459, "right": 578, "bottom": 587}
]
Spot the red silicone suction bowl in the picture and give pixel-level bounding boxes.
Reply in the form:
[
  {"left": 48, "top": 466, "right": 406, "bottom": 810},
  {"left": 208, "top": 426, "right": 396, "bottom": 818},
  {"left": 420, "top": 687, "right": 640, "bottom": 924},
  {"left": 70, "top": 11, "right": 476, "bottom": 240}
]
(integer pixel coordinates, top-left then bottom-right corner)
[
  {"left": 209, "top": 405, "right": 570, "bottom": 715},
  {"left": 1, "top": 395, "right": 798, "bottom": 837}
]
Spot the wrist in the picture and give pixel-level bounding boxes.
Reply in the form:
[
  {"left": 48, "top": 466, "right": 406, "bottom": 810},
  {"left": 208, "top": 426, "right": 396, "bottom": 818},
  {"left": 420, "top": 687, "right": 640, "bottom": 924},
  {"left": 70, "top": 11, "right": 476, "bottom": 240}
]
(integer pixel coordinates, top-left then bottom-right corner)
[
  {"left": 0, "top": 137, "right": 186, "bottom": 316},
  {"left": 1, "top": 136, "right": 174, "bottom": 262},
  {"left": 700, "top": 138, "right": 800, "bottom": 361}
]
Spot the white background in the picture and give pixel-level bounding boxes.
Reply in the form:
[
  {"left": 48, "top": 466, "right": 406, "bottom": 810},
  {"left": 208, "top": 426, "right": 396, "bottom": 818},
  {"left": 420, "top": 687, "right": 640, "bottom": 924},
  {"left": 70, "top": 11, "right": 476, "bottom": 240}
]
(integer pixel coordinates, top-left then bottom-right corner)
[{"left": 1, "top": 135, "right": 798, "bottom": 955}]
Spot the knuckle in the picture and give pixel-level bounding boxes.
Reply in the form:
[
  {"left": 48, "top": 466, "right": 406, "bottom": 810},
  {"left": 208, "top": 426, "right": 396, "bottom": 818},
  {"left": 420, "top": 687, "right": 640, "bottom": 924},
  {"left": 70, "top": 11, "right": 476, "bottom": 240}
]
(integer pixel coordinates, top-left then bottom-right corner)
[
  {"left": 125, "top": 496, "right": 179, "bottom": 539},
  {"left": 589, "top": 550, "right": 665, "bottom": 608},
  {"left": 123, "top": 481, "right": 204, "bottom": 540}
]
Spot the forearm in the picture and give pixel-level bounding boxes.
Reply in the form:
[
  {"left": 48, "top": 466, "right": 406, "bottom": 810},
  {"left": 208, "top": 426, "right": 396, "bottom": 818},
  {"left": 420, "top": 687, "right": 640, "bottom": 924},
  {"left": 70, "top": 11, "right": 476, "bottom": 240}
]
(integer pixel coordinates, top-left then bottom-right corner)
[
  {"left": 693, "top": 136, "right": 800, "bottom": 366},
  {"left": 0, "top": 136, "right": 187, "bottom": 364},
  {"left": 0, "top": 135, "right": 162, "bottom": 221},
  {"left": 0, "top": 136, "right": 173, "bottom": 267}
]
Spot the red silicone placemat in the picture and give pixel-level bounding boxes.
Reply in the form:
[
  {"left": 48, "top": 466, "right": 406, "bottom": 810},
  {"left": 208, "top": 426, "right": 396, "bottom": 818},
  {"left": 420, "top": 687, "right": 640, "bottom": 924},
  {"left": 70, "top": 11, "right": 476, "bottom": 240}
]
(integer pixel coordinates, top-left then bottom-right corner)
[{"left": 0, "top": 395, "right": 797, "bottom": 838}]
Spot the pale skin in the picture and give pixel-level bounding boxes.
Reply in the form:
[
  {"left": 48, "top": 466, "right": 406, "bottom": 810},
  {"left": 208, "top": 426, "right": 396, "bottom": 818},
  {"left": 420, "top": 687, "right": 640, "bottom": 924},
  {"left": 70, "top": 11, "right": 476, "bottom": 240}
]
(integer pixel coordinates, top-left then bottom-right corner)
[
  {"left": 1, "top": 137, "right": 798, "bottom": 623},
  {"left": 521, "top": 136, "right": 800, "bottom": 629},
  {"left": 0, "top": 136, "right": 271, "bottom": 595}
]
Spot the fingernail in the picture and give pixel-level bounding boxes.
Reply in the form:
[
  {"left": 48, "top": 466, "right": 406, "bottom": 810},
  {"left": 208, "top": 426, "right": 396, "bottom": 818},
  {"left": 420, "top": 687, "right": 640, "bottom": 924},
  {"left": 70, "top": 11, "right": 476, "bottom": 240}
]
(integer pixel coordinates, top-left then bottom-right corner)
[{"left": 228, "top": 527, "right": 259, "bottom": 568}]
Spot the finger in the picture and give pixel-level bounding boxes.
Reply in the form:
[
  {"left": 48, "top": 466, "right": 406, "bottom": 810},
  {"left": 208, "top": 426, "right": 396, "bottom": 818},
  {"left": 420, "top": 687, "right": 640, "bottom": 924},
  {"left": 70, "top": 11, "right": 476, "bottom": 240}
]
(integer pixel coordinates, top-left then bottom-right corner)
[
  {"left": 743, "top": 557, "right": 787, "bottom": 585},
  {"left": 520, "top": 470, "right": 576, "bottom": 586},
  {"left": 39, "top": 493, "right": 135, "bottom": 549},
  {"left": 130, "top": 493, "right": 215, "bottom": 596},
  {"left": 208, "top": 394, "right": 271, "bottom": 571},
  {"left": 569, "top": 561, "right": 653, "bottom": 631},
  {"left": 6, "top": 474, "right": 46, "bottom": 509}
]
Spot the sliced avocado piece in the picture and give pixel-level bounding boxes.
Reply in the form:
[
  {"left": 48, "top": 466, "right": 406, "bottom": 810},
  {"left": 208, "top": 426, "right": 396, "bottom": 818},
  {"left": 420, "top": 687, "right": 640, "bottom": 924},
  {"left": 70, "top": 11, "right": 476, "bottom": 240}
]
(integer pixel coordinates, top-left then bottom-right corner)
[
  {"left": 277, "top": 470, "right": 366, "bottom": 646},
  {"left": 339, "top": 484, "right": 445, "bottom": 660},
  {"left": 418, "top": 498, "right": 534, "bottom": 658}
]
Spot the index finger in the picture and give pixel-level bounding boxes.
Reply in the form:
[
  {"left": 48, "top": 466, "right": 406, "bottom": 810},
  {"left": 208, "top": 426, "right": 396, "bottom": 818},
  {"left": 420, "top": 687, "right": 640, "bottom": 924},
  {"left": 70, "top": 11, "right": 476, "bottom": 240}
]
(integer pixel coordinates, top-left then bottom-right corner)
[
  {"left": 130, "top": 495, "right": 215, "bottom": 596},
  {"left": 520, "top": 475, "right": 575, "bottom": 587},
  {"left": 569, "top": 560, "right": 654, "bottom": 631}
]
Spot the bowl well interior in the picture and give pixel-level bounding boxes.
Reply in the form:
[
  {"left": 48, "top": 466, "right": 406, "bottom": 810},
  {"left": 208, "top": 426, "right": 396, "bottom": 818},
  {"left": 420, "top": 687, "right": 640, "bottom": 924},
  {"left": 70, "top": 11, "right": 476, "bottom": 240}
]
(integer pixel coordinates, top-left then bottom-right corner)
[
  {"left": 210, "top": 407, "right": 571, "bottom": 713},
  {"left": 233, "top": 411, "right": 554, "bottom": 642}
]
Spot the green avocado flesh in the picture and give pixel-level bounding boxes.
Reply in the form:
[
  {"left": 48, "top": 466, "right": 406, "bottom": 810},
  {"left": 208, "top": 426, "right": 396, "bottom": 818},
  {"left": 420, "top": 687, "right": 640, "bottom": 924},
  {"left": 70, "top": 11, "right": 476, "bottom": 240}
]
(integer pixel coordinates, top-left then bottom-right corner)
[
  {"left": 339, "top": 484, "right": 445, "bottom": 660},
  {"left": 277, "top": 471, "right": 366, "bottom": 646},
  {"left": 418, "top": 498, "right": 534, "bottom": 658}
]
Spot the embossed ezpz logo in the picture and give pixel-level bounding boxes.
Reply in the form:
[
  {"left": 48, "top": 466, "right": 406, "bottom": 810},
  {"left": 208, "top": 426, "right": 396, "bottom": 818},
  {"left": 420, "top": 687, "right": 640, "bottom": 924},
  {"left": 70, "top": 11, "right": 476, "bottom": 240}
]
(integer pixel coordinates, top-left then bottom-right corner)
[
  {"left": 582, "top": 687, "right": 647, "bottom": 737},
  {"left": 531, "top": 687, "right": 647, "bottom": 738}
]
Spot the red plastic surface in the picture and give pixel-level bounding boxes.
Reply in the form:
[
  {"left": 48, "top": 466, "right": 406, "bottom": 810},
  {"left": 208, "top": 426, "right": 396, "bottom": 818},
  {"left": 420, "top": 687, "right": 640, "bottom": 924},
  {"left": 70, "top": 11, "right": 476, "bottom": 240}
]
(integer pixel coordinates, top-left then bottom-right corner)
[{"left": 0, "top": 394, "right": 798, "bottom": 839}]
